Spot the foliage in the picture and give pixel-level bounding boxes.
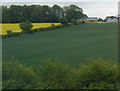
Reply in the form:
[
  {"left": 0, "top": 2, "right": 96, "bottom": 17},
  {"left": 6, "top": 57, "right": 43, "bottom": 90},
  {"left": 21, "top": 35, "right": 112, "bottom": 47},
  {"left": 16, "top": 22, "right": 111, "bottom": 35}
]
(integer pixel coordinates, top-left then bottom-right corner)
[
  {"left": 59, "top": 17, "right": 68, "bottom": 25},
  {"left": 19, "top": 21, "right": 33, "bottom": 33},
  {"left": 64, "top": 5, "right": 87, "bottom": 22},
  {"left": 2, "top": 58, "right": 118, "bottom": 89},
  {"left": 1, "top": 23, "right": 61, "bottom": 35},
  {"left": 51, "top": 23, "right": 55, "bottom": 27},
  {"left": 52, "top": 5, "right": 64, "bottom": 18},
  {"left": 78, "top": 20, "right": 85, "bottom": 24},
  {"left": 103, "top": 19, "right": 107, "bottom": 22},
  {"left": 34, "top": 59, "right": 74, "bottom": 89},
  {"left": 2, "top": 23, "right": 70, "bottom": 38},
  {"left": 98, "top": 18, "right": 103, "bottom": 22},
  {"left": 73, "top": 58, "right": 118, "bottom": 89},
  {"left": 3, "top": 60, "right": 37, "bottom": 89},
  {"left": 2, "top": 4, "right": 87, "bottom": 23},
  {"left": 6, "top": 30, "right": 12, "bottom": 34},
  {"left": 82, "top": 20, "right": 85, "bottom": 24},
  {"left": 71, "top": 19, "right": 78, "bottom": 25}
]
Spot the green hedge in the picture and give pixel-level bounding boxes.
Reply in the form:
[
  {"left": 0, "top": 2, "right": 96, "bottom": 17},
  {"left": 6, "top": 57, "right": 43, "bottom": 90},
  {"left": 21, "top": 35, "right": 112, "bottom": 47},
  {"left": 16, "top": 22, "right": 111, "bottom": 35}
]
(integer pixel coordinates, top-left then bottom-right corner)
[
  {"left": 2, "top": 58, "right": 118, "bottom": 89},
  {"left": 2, "top": 24, "right": 71, "bottom": 38}
]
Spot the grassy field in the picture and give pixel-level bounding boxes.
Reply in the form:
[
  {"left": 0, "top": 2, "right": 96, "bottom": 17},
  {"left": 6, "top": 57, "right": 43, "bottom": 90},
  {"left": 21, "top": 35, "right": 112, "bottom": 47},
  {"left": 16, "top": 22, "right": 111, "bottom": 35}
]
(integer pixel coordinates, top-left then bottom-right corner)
[
  {"left": 1, "top": 23, "right": 61, "bottom": 35},
  {"left": 2, "top": 23, "right": 118, "bottom": 66}
]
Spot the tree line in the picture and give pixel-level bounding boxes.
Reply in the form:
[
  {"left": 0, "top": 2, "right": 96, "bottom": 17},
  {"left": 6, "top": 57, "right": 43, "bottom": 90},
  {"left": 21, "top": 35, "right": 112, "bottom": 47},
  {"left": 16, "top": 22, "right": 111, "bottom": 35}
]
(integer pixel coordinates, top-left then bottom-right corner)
[{"left": 2, "top": 4, "right": 87, "bottom": 23}]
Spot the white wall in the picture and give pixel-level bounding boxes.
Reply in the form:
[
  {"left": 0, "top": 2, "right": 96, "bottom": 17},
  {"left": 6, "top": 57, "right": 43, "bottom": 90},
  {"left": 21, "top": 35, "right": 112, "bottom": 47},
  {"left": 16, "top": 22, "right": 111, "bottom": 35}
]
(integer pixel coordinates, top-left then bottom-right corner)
[{"left": 106, "top": 18, "right": 118, "bottom": 22}]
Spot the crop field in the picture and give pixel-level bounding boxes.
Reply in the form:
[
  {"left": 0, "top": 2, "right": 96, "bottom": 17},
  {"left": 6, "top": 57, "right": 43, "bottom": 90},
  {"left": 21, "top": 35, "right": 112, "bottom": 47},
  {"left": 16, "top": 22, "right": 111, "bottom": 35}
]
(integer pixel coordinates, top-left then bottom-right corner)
[
  {"left": 1, "top": 23, "right": 61, "bottom": 35},
  {"left": 2, "top": 23, "right": 118, "bottom": 66}
]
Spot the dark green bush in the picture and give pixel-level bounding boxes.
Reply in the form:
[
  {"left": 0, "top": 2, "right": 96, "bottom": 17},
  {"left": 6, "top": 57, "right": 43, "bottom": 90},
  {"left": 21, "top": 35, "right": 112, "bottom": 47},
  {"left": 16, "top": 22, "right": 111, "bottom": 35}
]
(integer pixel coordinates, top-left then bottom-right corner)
[
  {"left": 3, "top": 22, "right": 71, "bottom": 38},
  {"left": 6, "top": 30, "right": 12, "bottom": 34},
  {"left": 51, "top": 23, "right": 55, "bottom": 27},
  {"left": 82, "top": 20, "right": 85, "bottom": 24},
  {"left": 3, "top": 61, "right": 37, "bottom": 89},
  {"left": 2, "top": 58, "right": 118, "bottom": 89},
  {"left": 47, "top": 26, "right": 54, "bottom": 30},
  {"left": 34, "top": 59, "right": 74, "bottom": 89},
  {"left": 59, "top": 17, "right": 68, "bottom": 25},
  {"left": 30, "top": 29, "right": 38, "bottom": 33},
  {"left": 19, "top": 21, "right": 33, "bottom": 33},
  {"left": 2, "top": 35, "right": 8, "bottom": 38},
  {"left": 71, "top": 19, "right": 78, "bottom": 25},
  {"left": 3, "top": 32, "right": 20, "bottom": 38},
  {"left": 78, "top": 20, "right": 85, "bottom": 24},
  {"left": 73, "top": 58, "right": 118, "bottom": 89}
]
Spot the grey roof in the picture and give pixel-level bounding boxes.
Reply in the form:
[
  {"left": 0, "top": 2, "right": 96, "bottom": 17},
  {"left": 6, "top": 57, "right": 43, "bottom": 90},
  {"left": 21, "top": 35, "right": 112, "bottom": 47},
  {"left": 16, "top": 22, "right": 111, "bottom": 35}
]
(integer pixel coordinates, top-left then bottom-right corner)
[{"left": 87, "top": 17, "right": 98, "bottom": 20}]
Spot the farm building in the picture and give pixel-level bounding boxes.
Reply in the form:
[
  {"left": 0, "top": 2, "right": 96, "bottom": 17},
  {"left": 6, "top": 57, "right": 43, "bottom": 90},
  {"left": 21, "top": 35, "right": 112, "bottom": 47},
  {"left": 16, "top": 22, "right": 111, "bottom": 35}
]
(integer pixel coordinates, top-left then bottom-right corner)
[
  {"left": 77, "top": 17, "right": 98, "bottom": 23},
  {"left": 106, "top": 16, "right": 118, "bottom": 22},
  {"left": 77, "top": 16, "right": 87, "bottom": 23},
  {"left": 86, "top": 17, "right": 98, "bottom": 23}
]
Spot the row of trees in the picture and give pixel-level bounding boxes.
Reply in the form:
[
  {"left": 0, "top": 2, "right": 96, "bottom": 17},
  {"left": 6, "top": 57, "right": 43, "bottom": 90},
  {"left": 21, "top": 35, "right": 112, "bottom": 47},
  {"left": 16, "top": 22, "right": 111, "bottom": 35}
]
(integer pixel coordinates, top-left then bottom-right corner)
[{"left": 2, "top": 4, "right": 87, "bottom": 23}]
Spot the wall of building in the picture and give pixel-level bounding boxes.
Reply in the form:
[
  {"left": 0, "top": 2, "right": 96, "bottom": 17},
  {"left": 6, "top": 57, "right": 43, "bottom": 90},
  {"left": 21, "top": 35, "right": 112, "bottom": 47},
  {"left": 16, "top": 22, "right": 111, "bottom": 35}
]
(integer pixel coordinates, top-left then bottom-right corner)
[{"left": 106, "top": 18, "right": 118, "bottom": 22}]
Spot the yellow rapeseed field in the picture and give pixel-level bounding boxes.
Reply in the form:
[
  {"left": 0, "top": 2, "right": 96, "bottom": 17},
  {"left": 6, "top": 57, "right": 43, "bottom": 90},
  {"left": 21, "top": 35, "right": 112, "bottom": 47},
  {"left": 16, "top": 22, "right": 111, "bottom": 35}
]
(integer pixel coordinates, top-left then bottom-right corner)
[{"left": 0, "top": 23, "right": 61, "bottom": 35}]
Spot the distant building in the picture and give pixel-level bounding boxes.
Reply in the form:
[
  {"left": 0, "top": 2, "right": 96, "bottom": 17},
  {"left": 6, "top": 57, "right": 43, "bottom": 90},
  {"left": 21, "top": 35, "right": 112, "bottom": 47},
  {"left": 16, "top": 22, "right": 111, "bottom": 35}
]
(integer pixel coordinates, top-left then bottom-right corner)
[
  {"left": 77, "top": 16, "right": 87, "bottom": 22},
  {"left": 77, "top": 17, "right": 98, "bottom": 23},
  {"left": 106, "top": 16, "right": 118, "bottom": 22},
  {"left": 86, "top": 17, "right": 98, "bottom": 23}
]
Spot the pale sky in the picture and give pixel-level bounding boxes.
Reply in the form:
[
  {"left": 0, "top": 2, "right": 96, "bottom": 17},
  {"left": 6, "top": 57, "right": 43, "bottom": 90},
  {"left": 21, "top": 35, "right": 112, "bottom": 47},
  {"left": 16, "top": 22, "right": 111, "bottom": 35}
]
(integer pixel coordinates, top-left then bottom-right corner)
[
  {"left": 1, "top": 0, "right": 119, "bottom": 2},
  {"left": 1, "top": 0, "right": 120, "bottom": 19}
]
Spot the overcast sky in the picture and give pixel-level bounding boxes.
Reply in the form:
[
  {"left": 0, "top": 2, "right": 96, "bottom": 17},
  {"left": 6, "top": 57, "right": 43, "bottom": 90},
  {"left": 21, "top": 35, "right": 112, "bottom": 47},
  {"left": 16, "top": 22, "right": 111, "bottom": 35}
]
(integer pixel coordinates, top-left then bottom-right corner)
[{"left": 1, "top": 0, "right": 120, "bottom": 19}]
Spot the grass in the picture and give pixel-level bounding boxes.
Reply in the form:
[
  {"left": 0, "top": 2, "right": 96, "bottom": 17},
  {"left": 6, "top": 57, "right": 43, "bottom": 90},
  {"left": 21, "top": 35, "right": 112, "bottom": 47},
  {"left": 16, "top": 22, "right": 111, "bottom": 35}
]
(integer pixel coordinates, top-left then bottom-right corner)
[
  {"left": 2, "top": 23, "right": 118, "bottom": 66},
  {"left": 1, "top": 23, "right": 61, "bottom": 35}
]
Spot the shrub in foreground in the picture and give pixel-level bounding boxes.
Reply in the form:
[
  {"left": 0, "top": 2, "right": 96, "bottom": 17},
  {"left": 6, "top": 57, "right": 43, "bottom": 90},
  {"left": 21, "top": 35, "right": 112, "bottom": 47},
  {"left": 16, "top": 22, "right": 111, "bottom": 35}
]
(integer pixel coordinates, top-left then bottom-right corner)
[
  {"left": 73, "top": 58, "right": 118, "bottom": 89},
  {"left": 2, "top": 58, "right": 118, "bottom": 89},
  {"left": 33, "top": 59, "right": 74, "bottom": 89},
  {"left": 3, "top": 61, "right": 37, "bottom": 89}
]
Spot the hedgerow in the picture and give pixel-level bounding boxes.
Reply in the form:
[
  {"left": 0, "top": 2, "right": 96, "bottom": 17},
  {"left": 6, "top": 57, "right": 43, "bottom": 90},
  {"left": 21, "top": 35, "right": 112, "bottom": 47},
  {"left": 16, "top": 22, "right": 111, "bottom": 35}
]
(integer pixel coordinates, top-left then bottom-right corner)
[{"left": 2, "top": 24, "right": 71, "bottom": 38}]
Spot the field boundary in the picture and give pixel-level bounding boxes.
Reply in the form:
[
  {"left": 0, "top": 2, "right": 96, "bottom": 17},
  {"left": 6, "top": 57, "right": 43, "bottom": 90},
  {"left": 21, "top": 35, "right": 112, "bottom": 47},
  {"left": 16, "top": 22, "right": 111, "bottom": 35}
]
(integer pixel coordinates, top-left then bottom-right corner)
[{"left": 2, "top": 24, "right": 72, "bottom": 38}]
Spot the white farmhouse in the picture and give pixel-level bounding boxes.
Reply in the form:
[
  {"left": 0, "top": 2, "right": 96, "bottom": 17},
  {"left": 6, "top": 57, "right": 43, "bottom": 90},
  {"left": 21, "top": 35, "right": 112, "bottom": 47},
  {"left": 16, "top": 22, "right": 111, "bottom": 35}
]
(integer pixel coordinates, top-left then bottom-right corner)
[
  {"left": 86, "top": 17, "right": 98, "bottom": 23},
  {"left": 106, "top": 16, "right": 118, "bottom": 22}
]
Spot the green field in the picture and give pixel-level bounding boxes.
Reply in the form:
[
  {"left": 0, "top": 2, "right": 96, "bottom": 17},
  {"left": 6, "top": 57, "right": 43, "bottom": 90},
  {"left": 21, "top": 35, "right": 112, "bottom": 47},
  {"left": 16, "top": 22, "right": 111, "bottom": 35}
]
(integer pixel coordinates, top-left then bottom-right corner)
[{"left": 2, "top": 23, "right": 118, "bottom": 66}]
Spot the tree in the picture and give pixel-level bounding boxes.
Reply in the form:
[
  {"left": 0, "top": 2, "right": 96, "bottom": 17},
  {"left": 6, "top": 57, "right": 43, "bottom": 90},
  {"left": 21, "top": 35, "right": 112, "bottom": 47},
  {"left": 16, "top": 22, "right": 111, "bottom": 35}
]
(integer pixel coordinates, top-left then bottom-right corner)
[
  {"left": 19, "top": 5, "right": 35, "bottom": 22},
  {"left": 2, "top": 4, "right": 87, "bottom": 23},
  {"left": 69, "top": 4, "right": 83, "bottom": 12},
  {"left": 71, "top": 19, "right": 78, "bottom": 25},
  {"left": 65, "top": 5, "right": 86, "bottom": 22},
  {"left": 19, "top": 21, "right": 33, "bottom": 33},
  {"left": 52, "top": 5, "right": 64, "bottom": 18},
  {"left": 2, "top": 6, "right": 10, "bottom": 23},
  {"left": 98, "top": 17, "right": 103, "bottom": 22},
  {"left": 31, "top": 5, "right": 42, "bottom": 22},
  {"left": 59, "top": 17, "right": 68, "bottom": 25},
  {"left": 7, "top": 5, "right": 23, "bottom": 23}
]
